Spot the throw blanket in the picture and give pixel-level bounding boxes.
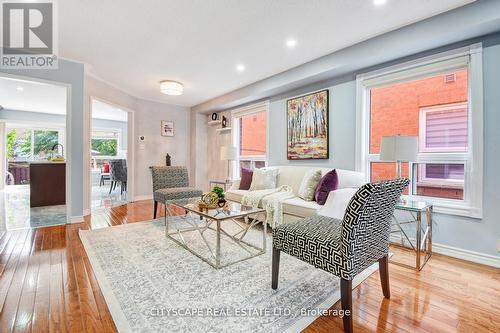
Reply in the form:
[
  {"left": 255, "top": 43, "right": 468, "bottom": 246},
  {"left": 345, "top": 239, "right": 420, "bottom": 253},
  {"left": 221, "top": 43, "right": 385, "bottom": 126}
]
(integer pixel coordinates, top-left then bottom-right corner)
[{"left": 241, "top": 185, "right": 295, "bottom": 228}]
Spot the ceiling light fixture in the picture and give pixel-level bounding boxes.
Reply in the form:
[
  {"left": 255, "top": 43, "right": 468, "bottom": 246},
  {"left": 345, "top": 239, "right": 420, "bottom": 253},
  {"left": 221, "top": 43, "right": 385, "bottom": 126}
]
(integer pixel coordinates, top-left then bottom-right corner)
[
  {"left": 236, "top": 64, "right": 246, "bottom": 72},
  {"left": 285, "top": 38, "right": 297, "bottom": 48},
  {"left": 16, "top": 86, "right": 24, "bottom": 91},
  {"left": 160, "top": 80, "right": 184, "bottom": 95},
  {"left": 373, "top": 0, "right": 387, "bottom": 6}
]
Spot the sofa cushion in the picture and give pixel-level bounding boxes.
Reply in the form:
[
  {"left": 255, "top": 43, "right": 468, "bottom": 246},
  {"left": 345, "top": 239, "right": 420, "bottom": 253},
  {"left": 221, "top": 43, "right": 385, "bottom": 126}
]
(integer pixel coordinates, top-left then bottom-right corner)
[
  {"left": 225, "top": 189, "right": 247, "bottom": 203},
  {"left": 315, "top": 169, "right": 338, "bottom": 205},
  {"left": 282, "top": 197, "right": 321, "bottom": 218},
  {"left": 239, "top": 167, "right": 253, "bottom": 190},
  {"left": 250, "top": 168, "right": 279, "bottom": 190},
  {"left": 298, "top": 169, "right": 322, "bottom": 201},
  {"left": 318, "top": 188, "right": 358, "bottom": 219}
]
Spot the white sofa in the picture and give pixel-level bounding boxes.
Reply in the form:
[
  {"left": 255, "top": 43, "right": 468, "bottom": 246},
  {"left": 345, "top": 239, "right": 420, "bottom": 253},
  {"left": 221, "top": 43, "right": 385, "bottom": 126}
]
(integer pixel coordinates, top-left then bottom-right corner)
[{"left": 226, "top": 166, "right": 366, "bottom": 223}]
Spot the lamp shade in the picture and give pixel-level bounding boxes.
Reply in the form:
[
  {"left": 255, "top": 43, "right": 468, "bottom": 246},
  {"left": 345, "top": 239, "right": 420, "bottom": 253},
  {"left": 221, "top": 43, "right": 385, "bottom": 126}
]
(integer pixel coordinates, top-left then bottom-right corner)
[
  {"left": 220, "top": 146, "right": 237, "bottom": 161},
  {"left": 379, "top": 136, "right": 418, "bottom": 162}
]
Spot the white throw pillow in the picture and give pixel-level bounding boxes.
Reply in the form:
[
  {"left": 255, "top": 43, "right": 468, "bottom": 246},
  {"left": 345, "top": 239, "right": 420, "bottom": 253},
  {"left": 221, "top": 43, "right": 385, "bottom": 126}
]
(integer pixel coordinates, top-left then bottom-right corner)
[
  {"left": 317, "top": 188, "right": 358, "bottom": 219},
  {"left": 249, "top": 168, "right": 279, "bottom": 190},
  {"left": 298, "top": 169, "right": 322, "bottom": 201}
]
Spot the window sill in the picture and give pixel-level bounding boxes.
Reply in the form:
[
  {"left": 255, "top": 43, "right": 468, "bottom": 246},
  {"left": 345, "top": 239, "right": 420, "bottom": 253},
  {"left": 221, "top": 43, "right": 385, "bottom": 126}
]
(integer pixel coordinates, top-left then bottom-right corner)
[{"left": 402, "top": 195, "right": 482, "bottom": 219}]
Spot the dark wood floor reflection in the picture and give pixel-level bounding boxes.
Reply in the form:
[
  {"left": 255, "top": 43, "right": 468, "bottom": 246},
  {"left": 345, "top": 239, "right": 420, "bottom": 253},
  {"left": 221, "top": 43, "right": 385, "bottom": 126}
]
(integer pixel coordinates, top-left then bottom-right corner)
[{"left": 0, "top": 200, "right": 498, "bottom": 332}]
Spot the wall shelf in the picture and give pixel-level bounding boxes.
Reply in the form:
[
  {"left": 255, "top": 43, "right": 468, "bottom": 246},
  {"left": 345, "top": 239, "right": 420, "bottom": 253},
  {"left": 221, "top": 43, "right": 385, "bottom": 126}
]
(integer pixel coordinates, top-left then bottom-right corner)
[
  {"left": 207, "top": 120, "right": 221, "bottom": 126},
  {"left": 215, "top": 127, "right": 232, "bottom": 133}
]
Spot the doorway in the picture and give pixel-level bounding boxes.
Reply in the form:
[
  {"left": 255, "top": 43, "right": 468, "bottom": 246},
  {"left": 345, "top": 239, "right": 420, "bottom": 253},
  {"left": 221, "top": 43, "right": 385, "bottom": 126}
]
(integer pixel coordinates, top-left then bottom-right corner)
[
  {"left": 0, "top": 76, "right": 69, "bottom": 229},
  {"left": 90, "top": 98, "right": 131, "bottom": 211}
]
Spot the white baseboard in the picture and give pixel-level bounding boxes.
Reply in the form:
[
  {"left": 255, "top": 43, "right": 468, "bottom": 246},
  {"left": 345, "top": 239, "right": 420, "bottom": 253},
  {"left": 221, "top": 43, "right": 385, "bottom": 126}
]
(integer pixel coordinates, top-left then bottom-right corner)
[
  {"left": 133, "top": 194, "right": 153, "bottom": 202},
  {"left": 70, "top": 215, "right": 84, "bottom": 224},
  {"left": 390, "top": 234, "right": 500, "bottom": 268},
  {"left": 432, "top": 243, "right": 500, "bottom": 268}
]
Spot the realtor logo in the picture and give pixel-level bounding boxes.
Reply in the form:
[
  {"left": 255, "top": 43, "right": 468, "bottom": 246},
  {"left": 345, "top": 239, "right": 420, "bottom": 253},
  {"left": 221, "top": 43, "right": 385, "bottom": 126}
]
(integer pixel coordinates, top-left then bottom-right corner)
[{"left": 1, "top": 0, "right": 58, "bottom": 69}]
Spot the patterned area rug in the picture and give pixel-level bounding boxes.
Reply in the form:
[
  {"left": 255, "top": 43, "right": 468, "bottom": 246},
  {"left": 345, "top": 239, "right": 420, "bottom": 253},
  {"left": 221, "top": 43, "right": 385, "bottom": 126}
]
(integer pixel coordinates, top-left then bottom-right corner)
[{"left": 80, "top": 217, "right": 379, "bottom": 333}]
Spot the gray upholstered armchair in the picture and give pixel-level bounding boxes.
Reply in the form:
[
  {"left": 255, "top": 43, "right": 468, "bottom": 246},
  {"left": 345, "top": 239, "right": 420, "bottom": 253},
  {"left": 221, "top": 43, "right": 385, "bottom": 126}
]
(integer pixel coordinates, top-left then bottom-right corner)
[
  {"left": 150, "top": 166, "right": 202, "bottom": 219},
  {"left": 272, "top": 178, "right": 409, "bottom": 333}
]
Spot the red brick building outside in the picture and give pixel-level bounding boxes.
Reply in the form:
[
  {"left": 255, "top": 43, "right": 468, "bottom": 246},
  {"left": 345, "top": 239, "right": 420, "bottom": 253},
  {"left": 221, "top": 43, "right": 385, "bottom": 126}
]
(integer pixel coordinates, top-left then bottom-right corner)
[
  {"left": 240, "top": 112, "right": 266, "bottom": 157},
  {"left": 370, "top": 69, "right": 468, "bottom": 199}
]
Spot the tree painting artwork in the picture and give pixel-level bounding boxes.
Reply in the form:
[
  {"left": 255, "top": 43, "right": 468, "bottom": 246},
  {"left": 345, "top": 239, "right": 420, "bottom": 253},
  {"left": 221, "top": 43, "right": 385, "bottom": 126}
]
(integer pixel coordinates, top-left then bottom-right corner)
[{"left": 287, "top": 89, "right": 329, "bottom": 159}]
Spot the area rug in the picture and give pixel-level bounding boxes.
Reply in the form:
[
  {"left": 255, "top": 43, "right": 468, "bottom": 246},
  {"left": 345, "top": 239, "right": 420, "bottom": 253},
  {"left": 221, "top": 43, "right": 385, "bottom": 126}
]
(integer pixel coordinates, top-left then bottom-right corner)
[{"left": 80, "top": 217, "right": 380, "bottom": 333}]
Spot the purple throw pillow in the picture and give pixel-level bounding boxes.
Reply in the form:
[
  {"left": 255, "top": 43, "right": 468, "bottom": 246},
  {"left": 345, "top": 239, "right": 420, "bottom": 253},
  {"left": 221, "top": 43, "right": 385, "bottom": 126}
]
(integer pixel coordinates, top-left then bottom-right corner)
[
  {"left": 239, "top": 168, "right": 253, "bottom": 190},
  {"left": 315, "top": 169, "right": 338, "bottom": 205}
]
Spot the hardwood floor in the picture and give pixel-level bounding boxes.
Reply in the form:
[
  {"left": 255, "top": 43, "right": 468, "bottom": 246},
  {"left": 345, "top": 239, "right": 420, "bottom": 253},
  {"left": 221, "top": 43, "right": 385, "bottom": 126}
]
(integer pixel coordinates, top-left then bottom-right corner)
[{"left": 0, "top": 200, "right": 499, "bottom": 332}]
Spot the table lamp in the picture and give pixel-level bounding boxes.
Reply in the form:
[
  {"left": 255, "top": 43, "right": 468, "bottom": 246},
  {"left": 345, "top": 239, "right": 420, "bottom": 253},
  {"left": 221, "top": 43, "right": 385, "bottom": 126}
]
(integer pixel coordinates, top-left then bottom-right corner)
[
  {"left": 220, "top": 146, "right": 237, "bottom": 182},
  {"left": 379, "top": 136, "right": 418, "bottom": 179}
]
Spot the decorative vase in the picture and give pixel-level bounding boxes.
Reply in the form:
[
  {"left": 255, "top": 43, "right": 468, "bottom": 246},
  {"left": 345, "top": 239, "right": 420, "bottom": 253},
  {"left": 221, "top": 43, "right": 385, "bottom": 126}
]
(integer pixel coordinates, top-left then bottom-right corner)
[
  {"left": 217, "top": 198, "right": 226, "bottom": 208},
  {"left": 211, "top": 112, "right": 218, "bottom": 121}
]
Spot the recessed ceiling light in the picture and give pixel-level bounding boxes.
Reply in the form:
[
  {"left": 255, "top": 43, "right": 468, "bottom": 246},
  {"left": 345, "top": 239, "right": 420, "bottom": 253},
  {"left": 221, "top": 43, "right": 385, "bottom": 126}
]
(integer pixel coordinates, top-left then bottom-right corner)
[
  {"left": 373, "top": 0, "right": 387, "bottom": 6},
  {"left": 160, "top": 80, "right": 184, "bottom": 95},
  {"left": 236, "top": 64, "right": 246, "bottom": 72},
  {"left": 285, "top": 38, "right": 297, "bottom": 48},
  {"left": 16, "top": 86, "right": 24, "bottom": 91}
]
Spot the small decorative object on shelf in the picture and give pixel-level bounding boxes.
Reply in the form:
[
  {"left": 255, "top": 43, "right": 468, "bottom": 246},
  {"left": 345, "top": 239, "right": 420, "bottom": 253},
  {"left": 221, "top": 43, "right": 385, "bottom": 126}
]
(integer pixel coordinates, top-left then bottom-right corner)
[
  {"left": 165, "top": 153, "right": 171, "bottom": 166},
  {"left": 221, "top": 115, "right": 228, "bottom": 128},
  {"left": 211, "top": 112, "right": 218, "bottom": 121}
]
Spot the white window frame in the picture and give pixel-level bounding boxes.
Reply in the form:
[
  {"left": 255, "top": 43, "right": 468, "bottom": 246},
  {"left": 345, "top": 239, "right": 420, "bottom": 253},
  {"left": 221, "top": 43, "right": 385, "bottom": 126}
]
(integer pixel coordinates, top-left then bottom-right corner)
[
  {"left": 355, "top": 43, "right": 483, "bottom": 218},
  {"left": 419, "top": 102, "right": 468, "bottom": 153},
  {"left": 6, "top": 123, "right": 66, "bottom": 160},
  {"left": 231, "top": 101, "right": 269, "bottom": 179}
]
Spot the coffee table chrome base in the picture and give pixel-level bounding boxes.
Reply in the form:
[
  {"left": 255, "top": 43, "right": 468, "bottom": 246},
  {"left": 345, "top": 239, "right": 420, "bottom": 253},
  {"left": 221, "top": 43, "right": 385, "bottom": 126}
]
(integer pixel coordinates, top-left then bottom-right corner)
[{"left": 165, "top": 204, "right": 267, "bottom": 269}]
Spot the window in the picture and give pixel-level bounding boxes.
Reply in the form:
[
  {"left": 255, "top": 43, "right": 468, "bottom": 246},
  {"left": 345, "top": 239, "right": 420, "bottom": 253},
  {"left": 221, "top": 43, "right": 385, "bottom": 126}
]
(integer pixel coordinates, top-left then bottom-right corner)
[
  {"left": 357, "top": 44, "right": 483, "bottom": 217},
  {"left": 7, "top": 127, "right": 63, "bottom": 161},
  {"left": 91, "top": 130, "right": 119, "bottom": 157},
  {"left": 231, "top": 102, "right": 268, "bottom": 177},
  {"left": 419, "top": 103, "right": 468, "bottom": 153}
]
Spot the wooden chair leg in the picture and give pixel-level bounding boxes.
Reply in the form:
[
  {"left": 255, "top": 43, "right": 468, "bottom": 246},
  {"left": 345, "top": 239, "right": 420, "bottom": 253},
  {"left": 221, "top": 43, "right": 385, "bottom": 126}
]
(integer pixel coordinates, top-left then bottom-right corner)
[
  {"left": 153, "top": 201, "right": 158, "bottom": 219},
  {"left": 271, "top": 247, "right": 281, "bottom": 290},
  {"left": 379, "top": 254, "right": 390, "bottom": 298},
  {"left": 340, "top": 278, "right": 353, "bottom": 333}
]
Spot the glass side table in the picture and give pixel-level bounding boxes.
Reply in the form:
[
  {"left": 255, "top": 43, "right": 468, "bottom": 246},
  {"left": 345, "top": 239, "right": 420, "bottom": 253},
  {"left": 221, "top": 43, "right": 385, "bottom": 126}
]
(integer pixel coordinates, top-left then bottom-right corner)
[{"left": 390, "top": 200, "right": 433, "bottom": 271}]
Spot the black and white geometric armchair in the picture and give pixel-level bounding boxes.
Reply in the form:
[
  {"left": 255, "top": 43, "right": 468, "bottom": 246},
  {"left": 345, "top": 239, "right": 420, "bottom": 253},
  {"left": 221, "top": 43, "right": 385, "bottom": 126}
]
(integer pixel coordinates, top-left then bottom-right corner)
[{"left": 272, "top": 179, "right": 409, "bottom": 333}]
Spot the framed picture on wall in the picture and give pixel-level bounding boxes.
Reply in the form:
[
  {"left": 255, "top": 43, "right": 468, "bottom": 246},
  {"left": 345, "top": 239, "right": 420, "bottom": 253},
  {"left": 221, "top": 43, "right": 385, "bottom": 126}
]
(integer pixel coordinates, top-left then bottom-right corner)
[
  {"left": 287, "top": 89, "right": 329, "bottom": 160},
  {"left": 161, "top": 120, "right": 174, "bottom": 137}
]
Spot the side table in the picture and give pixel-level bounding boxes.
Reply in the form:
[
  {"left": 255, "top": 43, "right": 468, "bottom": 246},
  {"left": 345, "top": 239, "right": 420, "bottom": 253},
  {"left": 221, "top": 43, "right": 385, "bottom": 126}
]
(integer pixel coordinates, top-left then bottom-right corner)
[
  {"left": 209, "top": 179, "right": 232, "bottom": 191},
  {"left": 390, "top": 200, "right": 433, "bottom": 271}
]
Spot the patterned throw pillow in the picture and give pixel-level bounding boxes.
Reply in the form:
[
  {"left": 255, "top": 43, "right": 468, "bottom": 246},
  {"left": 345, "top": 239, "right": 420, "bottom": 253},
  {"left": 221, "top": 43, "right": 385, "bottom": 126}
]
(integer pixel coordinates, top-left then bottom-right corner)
[
  {"left": 298, "top": 169, "right": 322, "bottom": 201},
  {"left": 315, "top": 169, "right": 339, "bottom": 205},
  {"left": 239, "top": 167, "right": 253, "bottom": 190},
  {"left": 249, "top": 168, "right": 279, "bottom": 191}
]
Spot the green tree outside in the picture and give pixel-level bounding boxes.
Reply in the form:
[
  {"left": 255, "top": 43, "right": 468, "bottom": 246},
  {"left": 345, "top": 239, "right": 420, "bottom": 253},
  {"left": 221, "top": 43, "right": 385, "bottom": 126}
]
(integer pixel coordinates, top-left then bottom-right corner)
[{"left": 92, "top": 139, "right": 117, "bottom": 156}]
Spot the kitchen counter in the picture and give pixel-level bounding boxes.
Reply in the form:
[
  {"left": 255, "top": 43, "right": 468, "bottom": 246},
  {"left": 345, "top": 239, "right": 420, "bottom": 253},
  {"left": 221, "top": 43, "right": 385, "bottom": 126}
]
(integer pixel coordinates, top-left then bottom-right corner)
[{"left": 30, "top": 162, "right": 66, "bottom": 207}]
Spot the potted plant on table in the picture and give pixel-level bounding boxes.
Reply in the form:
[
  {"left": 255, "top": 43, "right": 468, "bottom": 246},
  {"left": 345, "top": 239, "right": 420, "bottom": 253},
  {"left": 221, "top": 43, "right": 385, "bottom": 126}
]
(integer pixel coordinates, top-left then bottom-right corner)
[{"left": 212, "top": 186, "right": 226, "bottom": 207}]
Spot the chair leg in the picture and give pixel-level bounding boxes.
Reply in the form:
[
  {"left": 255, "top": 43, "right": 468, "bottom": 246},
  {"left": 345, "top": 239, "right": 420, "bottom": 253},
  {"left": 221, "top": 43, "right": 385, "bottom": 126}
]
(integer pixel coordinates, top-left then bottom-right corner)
[
  {"left": 109, "top": 181, "right": 114, "bottom": 194},
  {"left": 340, "top": 279, "right": 353, "bottom": 333},
  {"left": 154, "top": 201, "right": 158, "bottom": 219},
  {"left": 379, "top": 254, "right": 390, "bottom": 298},
  {"left": 271, "top": 247, "right": 281, "bottom": 290}
]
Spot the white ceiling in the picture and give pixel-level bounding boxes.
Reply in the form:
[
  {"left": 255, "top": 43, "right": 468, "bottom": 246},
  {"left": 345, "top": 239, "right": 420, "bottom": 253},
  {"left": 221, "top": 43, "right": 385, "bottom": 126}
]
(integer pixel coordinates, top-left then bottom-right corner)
[
  {"left": 59, "top": 0, "right": 475, "bottom": 107},
  {"left": 92, "top": 100, "right": 128, "bottom": 122},
  {"left": 0, "top": 76, "right": 67, "bottom": 114}
]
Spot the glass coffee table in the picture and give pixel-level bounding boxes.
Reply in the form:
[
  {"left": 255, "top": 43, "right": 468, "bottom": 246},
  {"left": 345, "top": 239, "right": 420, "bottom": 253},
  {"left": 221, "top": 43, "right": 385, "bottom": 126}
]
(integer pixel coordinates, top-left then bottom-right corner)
[{"left": 164, "top": 198, "right": 267, "bottom": 269}]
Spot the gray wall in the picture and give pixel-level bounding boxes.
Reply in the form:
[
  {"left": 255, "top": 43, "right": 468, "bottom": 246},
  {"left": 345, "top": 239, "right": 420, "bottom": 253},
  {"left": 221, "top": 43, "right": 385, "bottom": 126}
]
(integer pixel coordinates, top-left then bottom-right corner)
[
  {"left": 265, "top": 34, "right": 500, "bottom": 257},
  {"left": 85, "top": 75, "right": 191, "bottom": 202},
  {"left": 0, "top": 59, "right": 85, "bottom": 218}
]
